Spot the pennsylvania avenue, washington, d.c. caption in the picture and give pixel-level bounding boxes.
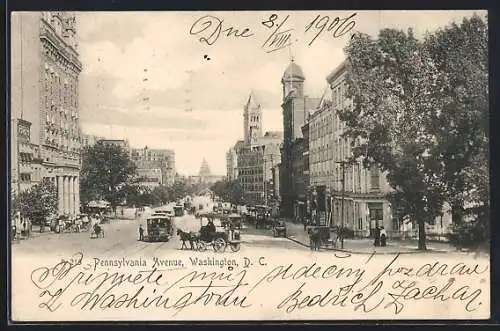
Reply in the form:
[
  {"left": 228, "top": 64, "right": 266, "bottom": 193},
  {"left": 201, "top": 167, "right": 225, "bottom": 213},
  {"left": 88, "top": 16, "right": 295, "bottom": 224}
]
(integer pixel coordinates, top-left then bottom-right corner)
[{"left": 9, "top": 10, "right": 490, "bottom": 322}]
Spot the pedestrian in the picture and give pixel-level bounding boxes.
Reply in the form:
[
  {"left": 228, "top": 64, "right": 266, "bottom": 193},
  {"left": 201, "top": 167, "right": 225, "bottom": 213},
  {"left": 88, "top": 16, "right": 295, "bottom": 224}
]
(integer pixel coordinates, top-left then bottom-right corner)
[
  {"left": 303, "top": 217, "right": 307, "bottom": 231},
  {"left": 373, "top": 226, "right": 381, "bottom": 247},
  {"left": 380, "top": 226, "right": 387, "bottom": 247},
  {"left": 22, "top": 219, "right": 27, "bottom": 237},
  {"left": 12, "top": 224, "right": 17, "bottom": 241},
  {"left": 139, "top": 224, "right": 144, "bottom": 241}
]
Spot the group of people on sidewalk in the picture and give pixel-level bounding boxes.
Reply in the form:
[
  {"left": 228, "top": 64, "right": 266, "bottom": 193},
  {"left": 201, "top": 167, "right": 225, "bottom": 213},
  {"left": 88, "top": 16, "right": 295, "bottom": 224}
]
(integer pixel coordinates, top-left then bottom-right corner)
[
  {"left": 11, "top": 212, "right": 32, "bottom": 241},
  {"left": 373, "top": 226, "right": 387, "bottom": 247}
]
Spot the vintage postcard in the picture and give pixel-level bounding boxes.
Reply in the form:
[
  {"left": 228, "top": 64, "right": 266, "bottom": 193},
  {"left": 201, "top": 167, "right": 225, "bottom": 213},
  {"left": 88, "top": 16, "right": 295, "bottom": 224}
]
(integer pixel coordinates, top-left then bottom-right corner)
[{"left": 9, "top": 10, "right": 490, "bottom": 322}]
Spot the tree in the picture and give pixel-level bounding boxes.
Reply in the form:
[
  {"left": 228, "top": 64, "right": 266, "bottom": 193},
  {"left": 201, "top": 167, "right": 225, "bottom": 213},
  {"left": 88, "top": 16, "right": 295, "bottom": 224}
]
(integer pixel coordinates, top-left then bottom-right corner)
[
  {"left": 12, "top": 178, "right": 58, "bottom": 224},
  {"left": 210, "top": 180, "right": 244, "bottom": 205},
  {"left": 227, "top": 180, "right": 244, "bottom": 205},
  {"left": 80, "top": 141, "right": 137, "bottom": 214},
  {"left": 151, "top": 185, "right": 170, "bottom": 205},
  {"left": 210, "top": 180, "right": 227, "bottom": 201},
  {"left": 339, "top": 28, "right": 446, "bottom": 250},
  {"left": 168, "top": 180, "right": 188, "bottom": 202},
  {"left": 424, "top": 14, "right": 488, "bottom": 226}
]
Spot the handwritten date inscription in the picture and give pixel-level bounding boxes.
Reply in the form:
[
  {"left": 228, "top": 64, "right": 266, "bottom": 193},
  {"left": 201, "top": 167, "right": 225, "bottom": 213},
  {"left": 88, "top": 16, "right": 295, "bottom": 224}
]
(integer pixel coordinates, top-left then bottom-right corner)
[
  {"left": 189, "top": 15, "right": 254, "bottom": 46},
  {"left": 304, "top": 13, "right": 357, "bottom": 45},
  {"left": 189, "top": 13, "right": 357, "bottom": 52}
]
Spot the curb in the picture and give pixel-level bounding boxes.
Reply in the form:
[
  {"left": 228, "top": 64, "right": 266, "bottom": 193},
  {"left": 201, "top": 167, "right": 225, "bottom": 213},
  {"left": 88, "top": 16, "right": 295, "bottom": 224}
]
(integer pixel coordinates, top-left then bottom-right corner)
[{"left": 285, "top": 236, "right": 450, "bottom": 255}]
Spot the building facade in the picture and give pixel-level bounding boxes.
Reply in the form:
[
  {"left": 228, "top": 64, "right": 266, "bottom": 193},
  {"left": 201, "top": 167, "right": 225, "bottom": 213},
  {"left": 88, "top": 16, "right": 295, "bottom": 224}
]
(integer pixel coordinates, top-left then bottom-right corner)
[
  {"left": 237, "top": 144, "right": 264, "bottom": 205},
  {"left": 131, "top": 146, "right": 176, "bottom": 186},
  {"left": 11, "top": 12, "right": 82, "bottom": 216},
  {"left": 136, "top": 167, "right": 163, "bottom": 189},
  {"left": 280, "top": 60, "right": 320, "bottom": 218},
  {"left": 271, "top": 162, "right": 281, "bottom": 203},
  {"left": 101, "top": 139, "right": 130, "bottom": 153},
  {"left": 301, "top": 121, "right": 310, "bottom": 219},
  {"left": 225, "top": 145, "right": 238, "bottom": 181},
  {"left": 81, "top": 134, "right": 104, "bottom": 147},
  {"left": 232, "top": 92, "right": 283, "bottom": 205},
  {"left": 308, "top": 61, "right": 393, "bottom": 236},
  {"left": 243, "top": 92, "right": 262, "bottom": 145},
  {"left": 11, "top": 119, "right": 43, "bottom": 195},
  {"left": 237, "top": 132, "right": 282, "bottom": 205}
]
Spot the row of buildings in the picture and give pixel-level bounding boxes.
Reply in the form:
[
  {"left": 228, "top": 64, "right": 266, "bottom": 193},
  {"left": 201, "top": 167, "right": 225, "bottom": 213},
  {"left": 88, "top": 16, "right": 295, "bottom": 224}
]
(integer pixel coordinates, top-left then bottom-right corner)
[
  {"left": 81, "top": 135, "right": 177, "bottom": 189},
  {"left": 10, "top": 12, "right": 180, "bottom": 218},
  {"left": 225, "top": 93, "right": 282, "bottom": 206},
  {"left": 227, "top": 59, "right": 452, "bottom": 237},
  {"left": 11, "top": 12, "right": 82, "bottom": 217},
  {"left": 277, "top": 60, "right": 396, "bottom": 237}
]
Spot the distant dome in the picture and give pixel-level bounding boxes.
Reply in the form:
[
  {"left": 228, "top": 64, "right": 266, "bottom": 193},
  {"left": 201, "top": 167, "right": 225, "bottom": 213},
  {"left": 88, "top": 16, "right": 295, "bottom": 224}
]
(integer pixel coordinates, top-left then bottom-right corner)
[
  {"left": 282, "top": 60, "right": 305, "bottom": 81},
  {"left": 199, "top": 158, "right": 212, "bottom": 177}
]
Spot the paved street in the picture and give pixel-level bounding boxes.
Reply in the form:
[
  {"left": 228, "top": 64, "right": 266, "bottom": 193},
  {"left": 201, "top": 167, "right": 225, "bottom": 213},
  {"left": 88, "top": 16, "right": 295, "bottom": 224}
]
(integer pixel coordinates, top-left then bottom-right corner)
[
  {"left": 12, "top": 208, "right": 477, "bottom": 259},
  {"left": 11, "top": 205, "right": 308, "bottom": 259}
]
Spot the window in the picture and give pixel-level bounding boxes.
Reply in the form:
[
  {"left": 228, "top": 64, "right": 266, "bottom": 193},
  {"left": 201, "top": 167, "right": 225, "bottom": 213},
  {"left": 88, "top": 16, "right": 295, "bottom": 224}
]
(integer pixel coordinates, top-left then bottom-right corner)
[
  {"left": 370, "top": 166, "right": 380, "bottom": 191},
  {"left": 20, "top": 173, "right": 31, "bottom": 182}
]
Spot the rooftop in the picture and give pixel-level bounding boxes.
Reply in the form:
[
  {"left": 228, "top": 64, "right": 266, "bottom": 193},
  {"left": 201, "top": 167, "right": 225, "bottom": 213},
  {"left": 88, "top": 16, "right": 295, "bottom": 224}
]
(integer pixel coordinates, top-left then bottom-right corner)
[{"left": 282, "top": 60, "right": 305, "bottom": 81}]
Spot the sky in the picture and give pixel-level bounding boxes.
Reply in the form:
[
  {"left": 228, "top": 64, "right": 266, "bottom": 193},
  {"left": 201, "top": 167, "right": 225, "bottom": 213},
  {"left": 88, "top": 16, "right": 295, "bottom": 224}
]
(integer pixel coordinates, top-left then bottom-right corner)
[{"left": 76, "top": 10, "right": 484, "bottom": 176}]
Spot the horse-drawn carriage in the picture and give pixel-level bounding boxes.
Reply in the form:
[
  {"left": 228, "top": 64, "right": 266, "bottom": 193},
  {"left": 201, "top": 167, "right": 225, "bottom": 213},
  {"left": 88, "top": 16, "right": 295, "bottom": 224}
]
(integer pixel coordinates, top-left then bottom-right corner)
[
  {"left": 272, "top": 220, "right": 287, "bottom": 237},
  {"left": 254, "top": 205, "right": 274, "bottom": 229},
  {"left": 307, "top": 226, "right": 345, "bottom": 250},
  {"left": 145, "top": 215, "right": 174, "bottom": 242},
  {"left": 177, "top": 212, "right": 241, "bottom": 252}
]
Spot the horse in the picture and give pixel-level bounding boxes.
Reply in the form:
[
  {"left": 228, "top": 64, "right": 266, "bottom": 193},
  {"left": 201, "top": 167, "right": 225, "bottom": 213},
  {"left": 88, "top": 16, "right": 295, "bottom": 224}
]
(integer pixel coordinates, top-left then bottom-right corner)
[
  {"left": 177, "top": 229, "right": 196, "bottom": 250},
  {"left": 308, "top": 228, "right": 321, "bottom": 251}
]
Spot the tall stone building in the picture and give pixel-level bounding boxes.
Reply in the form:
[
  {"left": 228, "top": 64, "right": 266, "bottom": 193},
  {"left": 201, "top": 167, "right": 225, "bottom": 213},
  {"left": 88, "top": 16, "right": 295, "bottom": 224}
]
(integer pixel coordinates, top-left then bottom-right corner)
[
  {"left": 11, "top": 12, "right": 82, "bottom": 216},
  {"left": 308, "top": 61, "right": 394, "bottom": 236},
  {"left": 243, "top": 92, "right": 262, "bottom": 146},
  {"left": 131, "top": 146, "right": 176, "bottom": 186},
  {"left": 237, "top": 132, "right": 282, "bottom": 205},
  {"left": 280, "top": 60, "right": 320, "bottom": 218},
  {"left": 232, "top": 92, "right": 282, "bottom": 205},
  {"left": 225, "top": 144, "right": 239, "bottom": 181}
]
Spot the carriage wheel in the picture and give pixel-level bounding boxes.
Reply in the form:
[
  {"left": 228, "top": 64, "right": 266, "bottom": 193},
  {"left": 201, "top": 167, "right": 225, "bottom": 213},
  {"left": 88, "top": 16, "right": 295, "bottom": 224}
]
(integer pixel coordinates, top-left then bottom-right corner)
[
  {"left": 213, "top": 238, "right": 226, "bottom": 253},
  {"left": 197, "top": 241, "right": 207, "bottom": 252},
  {"left": 229, "top": 242, "right": 241, "bottom": 252}
]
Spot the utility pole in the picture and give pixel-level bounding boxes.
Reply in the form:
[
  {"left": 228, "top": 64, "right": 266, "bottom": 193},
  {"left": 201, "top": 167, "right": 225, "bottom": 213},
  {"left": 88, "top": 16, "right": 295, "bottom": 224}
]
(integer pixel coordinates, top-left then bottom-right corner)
[{"left": 336, "top": 160, "right": 355, "bottom": 249}]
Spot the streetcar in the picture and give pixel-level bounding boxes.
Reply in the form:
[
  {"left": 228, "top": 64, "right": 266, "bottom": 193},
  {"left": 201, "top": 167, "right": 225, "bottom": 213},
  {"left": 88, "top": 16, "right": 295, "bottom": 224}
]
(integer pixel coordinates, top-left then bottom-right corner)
[{"left": 145, "top": 215, "right": 174, "bottom": 242}]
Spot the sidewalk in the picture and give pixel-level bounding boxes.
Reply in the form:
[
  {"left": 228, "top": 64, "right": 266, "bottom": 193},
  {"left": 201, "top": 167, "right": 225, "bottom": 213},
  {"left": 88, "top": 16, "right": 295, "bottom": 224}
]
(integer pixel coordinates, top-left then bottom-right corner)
[{"left": 284, "top": 220, "right": 455, "bottom": 254}]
